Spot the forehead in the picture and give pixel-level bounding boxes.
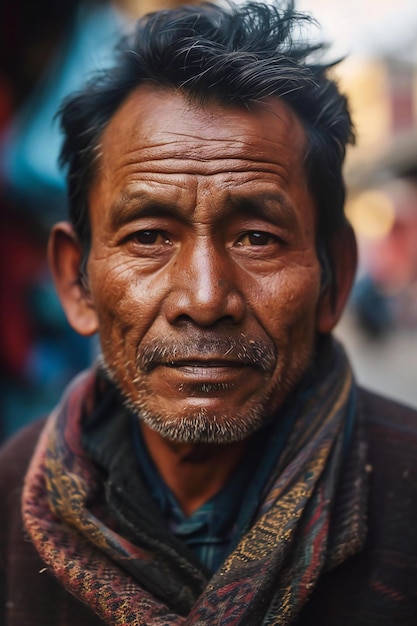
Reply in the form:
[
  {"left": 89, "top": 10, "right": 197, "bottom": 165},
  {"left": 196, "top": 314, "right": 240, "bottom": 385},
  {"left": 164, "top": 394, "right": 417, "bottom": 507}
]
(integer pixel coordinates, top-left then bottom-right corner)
[
  {"left": 91, "top": 85, "right": 313, "bottom": 228},
  {"left": 98, "top": 84, "right": 308, "bottom": 173}
]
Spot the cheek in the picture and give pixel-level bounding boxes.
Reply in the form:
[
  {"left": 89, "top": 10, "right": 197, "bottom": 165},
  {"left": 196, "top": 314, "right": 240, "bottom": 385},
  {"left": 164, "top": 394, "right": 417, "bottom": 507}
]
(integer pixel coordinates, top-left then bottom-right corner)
[
  {"left": 88, "top": 260, "right": 165, "bottom": 351},
  {"left": 253, "top": 265, "right": 322, "bottom": 342}
]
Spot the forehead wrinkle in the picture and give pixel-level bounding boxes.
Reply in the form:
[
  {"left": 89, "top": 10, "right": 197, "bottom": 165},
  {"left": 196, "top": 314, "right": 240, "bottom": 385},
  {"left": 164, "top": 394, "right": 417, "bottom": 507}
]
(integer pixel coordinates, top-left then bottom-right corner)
[
  {"left": 110, "top": 151, "right": 293, "bottom": 179},
  {"left": 97, "top": 165, "right": 301, "bottom": 232},
  {"left": 135, "top": 135, "right": 294, "bottom": 166},
  {"left": 101, "top": 85, "right": 308, "bottom": 169},
  {"left": 102, "top": 127, "right": 299, "bottom": 175}
]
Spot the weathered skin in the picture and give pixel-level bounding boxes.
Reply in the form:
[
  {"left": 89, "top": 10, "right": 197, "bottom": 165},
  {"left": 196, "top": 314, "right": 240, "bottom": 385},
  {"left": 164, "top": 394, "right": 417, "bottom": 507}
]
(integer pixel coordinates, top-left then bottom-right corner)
[{"left": 50, "top": 86, "right": 353, "bottom": 512}]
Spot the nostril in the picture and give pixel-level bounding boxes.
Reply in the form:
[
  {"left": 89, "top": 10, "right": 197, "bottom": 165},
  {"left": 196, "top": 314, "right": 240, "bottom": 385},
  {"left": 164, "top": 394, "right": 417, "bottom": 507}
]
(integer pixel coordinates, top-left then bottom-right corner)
[
  {"left": 174, "top": 314, "right": 194, "bottom": 327},
  {"left": 172, "top": 313, "right": 241, "bottom": 329}
]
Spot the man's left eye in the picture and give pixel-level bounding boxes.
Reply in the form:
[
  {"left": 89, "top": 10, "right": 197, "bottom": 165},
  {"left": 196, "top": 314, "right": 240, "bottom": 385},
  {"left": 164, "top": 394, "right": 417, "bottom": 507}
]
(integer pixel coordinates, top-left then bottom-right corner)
[{"left": 237, "top": 231, "right": 278, "bottom": 246}]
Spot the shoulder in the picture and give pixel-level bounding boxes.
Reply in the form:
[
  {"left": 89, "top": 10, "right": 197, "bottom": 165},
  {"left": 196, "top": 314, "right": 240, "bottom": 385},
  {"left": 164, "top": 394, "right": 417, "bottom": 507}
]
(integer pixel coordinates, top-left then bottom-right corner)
[
  {"left": 0, "top": 418, "right": 106, "bottom": 626},
  {"left": 297, "top": 391, "right": 417, "bottom": 625},
  {"left": 0, "top": 418, "right": 46, "bottom": 500},
  {"left": 358, "top": 387, "right": 417, "bottom": 559},
  {"left": 358, "top": 386, "right": 417, "bottom": 433},
  {"left": 358, "top": 387, "right": 417, "bottom": 483},
  {"left": 357, "top": 386, "right": 417, "bottom": 498},
  {"left": 0, "top": 418, "right": 46, "bottom": 544}
]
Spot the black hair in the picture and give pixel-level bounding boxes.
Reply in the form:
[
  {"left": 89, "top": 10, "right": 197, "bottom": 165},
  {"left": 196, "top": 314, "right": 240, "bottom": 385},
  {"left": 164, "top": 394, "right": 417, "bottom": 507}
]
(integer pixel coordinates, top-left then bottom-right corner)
[{"left": 58, "top": 0, "right": 355, "bottom": 287}]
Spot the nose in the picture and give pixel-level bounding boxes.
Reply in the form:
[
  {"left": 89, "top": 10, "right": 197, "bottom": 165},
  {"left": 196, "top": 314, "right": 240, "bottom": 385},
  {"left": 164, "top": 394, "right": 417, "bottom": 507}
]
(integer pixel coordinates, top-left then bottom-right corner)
[{"left": 164, "top": 239, "right": 246, "bottom": 328}]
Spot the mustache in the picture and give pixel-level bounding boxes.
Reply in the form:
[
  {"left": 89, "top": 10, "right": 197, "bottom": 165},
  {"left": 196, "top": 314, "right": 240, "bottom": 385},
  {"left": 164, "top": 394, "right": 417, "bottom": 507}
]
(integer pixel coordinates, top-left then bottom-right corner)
[{"left": 136, "top": 334, "right": 277, "bottom": 373}]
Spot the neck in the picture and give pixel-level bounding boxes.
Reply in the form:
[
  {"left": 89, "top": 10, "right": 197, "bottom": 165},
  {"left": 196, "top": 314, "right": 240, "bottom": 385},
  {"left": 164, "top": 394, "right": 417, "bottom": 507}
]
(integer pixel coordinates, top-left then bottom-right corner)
[{"left": 140, "top": 424, "right": 250, "bottom": 516}]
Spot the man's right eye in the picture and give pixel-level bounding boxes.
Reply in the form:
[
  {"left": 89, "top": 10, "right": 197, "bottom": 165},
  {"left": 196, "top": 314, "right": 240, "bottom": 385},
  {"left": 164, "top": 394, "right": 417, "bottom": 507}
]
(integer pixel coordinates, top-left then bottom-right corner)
[{"left": 132, "top": 230, "right": 170, "bottom": 245}]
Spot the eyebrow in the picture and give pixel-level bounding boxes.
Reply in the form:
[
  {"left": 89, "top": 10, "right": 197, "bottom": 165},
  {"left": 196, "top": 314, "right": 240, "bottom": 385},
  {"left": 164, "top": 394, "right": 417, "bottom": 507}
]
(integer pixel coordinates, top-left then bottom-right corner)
[
  {"left": 229, "top": 192, "right": 299, "bottom": 229},
  {"left": 109, "top": 190, "right": 182, "bottom": 230},
  {"left": 108, "top": 189, "right": 299, "bottom": 231}
]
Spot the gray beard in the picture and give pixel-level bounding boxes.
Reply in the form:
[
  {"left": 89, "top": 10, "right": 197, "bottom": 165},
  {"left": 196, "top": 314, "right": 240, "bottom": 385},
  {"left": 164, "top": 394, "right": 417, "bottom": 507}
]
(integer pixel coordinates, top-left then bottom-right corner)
[
  {"left": 124, "top": 397, "right": 274, "bottom": 444},
  {"left": 99, "top": 355, "right": 278, "bottom": 444}
]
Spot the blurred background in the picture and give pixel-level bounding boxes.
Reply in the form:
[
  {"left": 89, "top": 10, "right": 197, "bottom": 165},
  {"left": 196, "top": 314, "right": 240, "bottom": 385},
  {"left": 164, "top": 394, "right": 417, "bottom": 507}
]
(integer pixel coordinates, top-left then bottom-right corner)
[
  {"left": 297, "top": 0, "right": 417, "bottom": 409},
  {"left": 0, "top": 0, "right": 416, "bottom": 441}
]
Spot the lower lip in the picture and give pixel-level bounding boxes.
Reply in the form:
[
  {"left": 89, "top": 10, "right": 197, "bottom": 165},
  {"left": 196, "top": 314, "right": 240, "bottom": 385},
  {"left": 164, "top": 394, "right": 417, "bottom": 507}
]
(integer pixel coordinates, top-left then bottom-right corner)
[{"left": 172, "top": 364, "right": 240, "bottom": 374}]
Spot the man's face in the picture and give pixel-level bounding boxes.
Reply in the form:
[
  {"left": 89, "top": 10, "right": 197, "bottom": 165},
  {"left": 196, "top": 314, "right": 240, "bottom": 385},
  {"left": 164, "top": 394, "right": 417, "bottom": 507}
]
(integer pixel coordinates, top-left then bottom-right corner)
[{"left": 85, "top": 86, "right": 324, "bottom": 443}]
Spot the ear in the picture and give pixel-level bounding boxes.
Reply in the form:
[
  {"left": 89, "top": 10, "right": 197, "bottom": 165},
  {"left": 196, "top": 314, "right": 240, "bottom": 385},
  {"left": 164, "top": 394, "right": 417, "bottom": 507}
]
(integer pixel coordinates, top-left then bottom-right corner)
[
  {"left": 48, "top": 222, "right": 98, "bottom": 336},
  {"left": 316, "top": 223, "right": 358, "bottom": 334}
]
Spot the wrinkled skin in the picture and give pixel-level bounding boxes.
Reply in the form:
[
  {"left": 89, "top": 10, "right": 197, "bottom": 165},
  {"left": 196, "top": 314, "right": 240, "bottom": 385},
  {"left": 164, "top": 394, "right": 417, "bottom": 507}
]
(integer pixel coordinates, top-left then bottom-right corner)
[{"left": 57, "top": 86, "right": 334, "bottom": 444}]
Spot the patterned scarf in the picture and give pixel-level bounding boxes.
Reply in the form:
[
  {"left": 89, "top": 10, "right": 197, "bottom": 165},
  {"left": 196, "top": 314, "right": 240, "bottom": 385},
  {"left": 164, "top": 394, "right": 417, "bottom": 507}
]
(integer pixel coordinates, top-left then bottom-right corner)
[{"left": 22, "top": 339, "right": 367, "bottom": 625}]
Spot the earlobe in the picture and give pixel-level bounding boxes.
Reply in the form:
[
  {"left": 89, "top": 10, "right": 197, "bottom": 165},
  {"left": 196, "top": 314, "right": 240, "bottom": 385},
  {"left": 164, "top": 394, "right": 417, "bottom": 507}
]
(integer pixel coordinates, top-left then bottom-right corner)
[
  {"left": 316, "top": 224, "right": 358, "bottom": 334},
  {"left": 48, "top": 222, "right": 98, "bottom": 336}
]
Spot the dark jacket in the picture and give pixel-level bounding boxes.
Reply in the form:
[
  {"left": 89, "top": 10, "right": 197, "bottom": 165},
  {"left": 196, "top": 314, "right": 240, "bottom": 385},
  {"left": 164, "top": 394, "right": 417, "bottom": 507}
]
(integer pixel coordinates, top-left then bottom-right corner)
[{"left": 1, "top": 388, "right": 417, "bottom": 625}]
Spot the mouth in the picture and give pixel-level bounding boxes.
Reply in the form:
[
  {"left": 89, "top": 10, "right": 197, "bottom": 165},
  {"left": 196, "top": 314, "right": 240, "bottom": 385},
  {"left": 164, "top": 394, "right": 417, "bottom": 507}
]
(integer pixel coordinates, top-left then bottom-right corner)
[
  {"left": 159, "top": 359, "right": 251, "bottom": 380},
  {"left": 136, "top": 335, "right": 277, "bottom": 376},
  {"left": 148, "top": 358, "right": 258, "bottom": 393}
]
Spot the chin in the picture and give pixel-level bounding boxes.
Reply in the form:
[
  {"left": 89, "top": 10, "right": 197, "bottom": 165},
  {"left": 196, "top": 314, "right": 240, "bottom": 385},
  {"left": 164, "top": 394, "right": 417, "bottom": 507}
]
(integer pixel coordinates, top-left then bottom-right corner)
[{"left": 132, "top": 405, "right": 272, "bottom": 444}]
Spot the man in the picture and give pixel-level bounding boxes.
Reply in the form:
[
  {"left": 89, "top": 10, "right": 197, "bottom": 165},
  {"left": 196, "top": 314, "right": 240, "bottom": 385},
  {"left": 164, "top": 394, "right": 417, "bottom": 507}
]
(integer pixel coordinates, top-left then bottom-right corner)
[{"left": 1, "top": 2, "right": 416, "bottom": 624}]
